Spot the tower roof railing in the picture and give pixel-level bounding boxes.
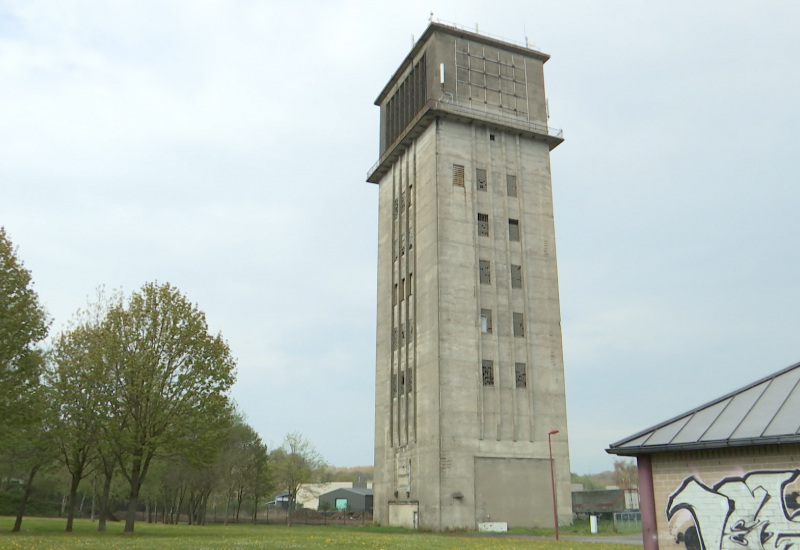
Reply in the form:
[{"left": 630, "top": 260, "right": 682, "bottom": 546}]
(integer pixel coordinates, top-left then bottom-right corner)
[{"left": 428, "top": 18, "right": 547, "bottom": 56}]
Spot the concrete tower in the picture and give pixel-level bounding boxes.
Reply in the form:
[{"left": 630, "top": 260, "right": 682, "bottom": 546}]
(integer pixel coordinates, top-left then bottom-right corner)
[{"left": 368, "top": 22, "right": 571, "bottom": 530}]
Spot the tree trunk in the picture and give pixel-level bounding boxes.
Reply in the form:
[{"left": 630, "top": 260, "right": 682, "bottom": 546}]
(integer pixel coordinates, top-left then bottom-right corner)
[
  {"left": 252, "top": 495, "right": 259, "bottom": 524},
  {"left": 12, "top": 464, "right": 40, "bottom": 532},
  {"left": 98, "top": 463, "right": 114, "bottom": 532},
  {"left": 124, "top": 456, "right": 143, "bottom": 532},
  {"left": 65, "top": 467, "right": 83, "bottom": 532},
  {"left": 176, "top": 485, "right": 186, "bottom": 524},
  {"left": 97, "top": 453, "right": 115, "bottom": 532},
  {"left": 90, "top": 476, "right": 97, "bottom": 522},
  {"left": 224, "top": 493, "right": 231, "bottom": 525},
  {"left": 235, "top": 490, "right": 243, "bottom": 523}
]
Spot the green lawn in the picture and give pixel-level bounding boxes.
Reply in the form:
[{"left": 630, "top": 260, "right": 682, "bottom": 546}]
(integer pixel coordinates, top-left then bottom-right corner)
[{"left": 0, "top": 517, "right": 641, "bottom": 550}]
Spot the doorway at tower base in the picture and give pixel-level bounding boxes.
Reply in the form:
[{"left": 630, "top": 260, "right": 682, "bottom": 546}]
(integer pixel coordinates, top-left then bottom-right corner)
[
  {"left": 475, "top": 457, "right": 553, "bottom": 528},
  {"left": 388, "top": 502, "right": 419, "bottom": 529}
]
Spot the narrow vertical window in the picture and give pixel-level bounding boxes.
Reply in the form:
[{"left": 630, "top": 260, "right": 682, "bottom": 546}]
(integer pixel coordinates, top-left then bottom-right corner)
[
  {"left": 480, "top": 309, "right": 492, "bottom": 333},
  {"left": 511, "top": 264, "right": 522, "bottom": 289},
  {"left": 400, "top": 234, "right": 405, "bottom": 256},
  {"left": 477, "top": 213, "right": 489, "bottom": 237},
  {"left": 407, "top": 273, "right": 413, "bottom": 297},
  {"left": 508, "top": 219, "right": 520, "bottom": 241},
  {"left": 400, "top": 191, "right": 406, "bottom": 211},
  {"left": 392, "top": 328, "right": 398, "bottom": 350},
  {"left": 476, "top": 168, "right": 488, "bottom": 191},
  {"left": 482, "top": 360, "right": 494, "bottom": 386},
  {"left": 513, "top": 312, "right": 525, "bottom": 337},
  {"left": 393, "top": 198, "right": 398, "bottom": 219},
  {"left": 479, "top": 260, "right": 491, "bottom": 284},
  {"left": 506, "top": 174, "right": 517, "bottom": 197},
  {"left": 515, "top": 363, "right": 527, "bottom": 388},
  {"left": 407, "top": 318, "right": 414, "bottom": 342},
  {"left": 393, "top": 283, "right": 398, "bottom": 305},
  {"left": 400, "top": 278, "right": 405, "bottom": 301},
  {"left": 453, "top": 164, "right": 465, "bottom": 186}
]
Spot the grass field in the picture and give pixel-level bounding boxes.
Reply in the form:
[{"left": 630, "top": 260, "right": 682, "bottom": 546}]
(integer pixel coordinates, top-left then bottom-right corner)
[{"left": 0, "top": 517, "right": 641, "bottom": 550}]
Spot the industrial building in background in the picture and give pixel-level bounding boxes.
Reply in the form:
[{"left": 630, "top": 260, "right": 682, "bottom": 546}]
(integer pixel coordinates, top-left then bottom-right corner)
[{"left": 367, "top": 21, "right": 571, "bottom": 530}]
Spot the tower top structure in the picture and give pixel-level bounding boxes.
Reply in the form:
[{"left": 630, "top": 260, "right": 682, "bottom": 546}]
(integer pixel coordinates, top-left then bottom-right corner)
[{"left": 368, "top": 21, "right": 563, "bottom": 184}]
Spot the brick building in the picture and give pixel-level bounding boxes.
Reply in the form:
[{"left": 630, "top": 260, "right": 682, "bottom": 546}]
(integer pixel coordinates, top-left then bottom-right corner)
[{"left": 608, "top": 360, "right": 800, "bottom": 550}]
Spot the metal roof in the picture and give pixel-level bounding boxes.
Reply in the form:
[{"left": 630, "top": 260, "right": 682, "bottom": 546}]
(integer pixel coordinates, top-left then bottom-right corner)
[{"left": 607, "top": 359, "right": 800, "bottom": 456}]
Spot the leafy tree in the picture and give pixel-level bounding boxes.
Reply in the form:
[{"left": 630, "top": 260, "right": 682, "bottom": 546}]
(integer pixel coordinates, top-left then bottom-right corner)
[
  {"left": 248, "top": 437, "right": 272, "bottom": 524},
  {"left": 0, "top": 227, "right": 49, "bottom": 438},
  {"left": 217, "top": 418, "right": 270, "bottom": 524},
  {"left": 50, "top": 316, "right": 108, "bottom": 532},
  {"left": 4, "top": 385, "right": 58, "bottom": 532},
  {"left": 613, "top": 459, "right": 638, "bottom": 489},
  {"left": 102, "top": 282, "right": 237, "bottom": 532},
  {"left": 273, "top": 432, "right": 326, "bottom": 527}
]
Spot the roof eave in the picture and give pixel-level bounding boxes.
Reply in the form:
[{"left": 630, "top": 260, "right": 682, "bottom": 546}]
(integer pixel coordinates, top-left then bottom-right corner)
[{"left": 607, "top": 434, "right": 800, "bottom": 457}]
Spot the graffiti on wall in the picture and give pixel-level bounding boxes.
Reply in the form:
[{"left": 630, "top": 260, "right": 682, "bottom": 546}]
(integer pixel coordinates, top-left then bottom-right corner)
[{"left": 667, "top": 470, "right": 800, "bottom": 550}]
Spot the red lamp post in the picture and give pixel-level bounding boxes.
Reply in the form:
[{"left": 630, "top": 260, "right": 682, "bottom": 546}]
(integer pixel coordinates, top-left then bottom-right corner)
[{"left": 548, "top": 429, "right": 560, "bottom": 540}]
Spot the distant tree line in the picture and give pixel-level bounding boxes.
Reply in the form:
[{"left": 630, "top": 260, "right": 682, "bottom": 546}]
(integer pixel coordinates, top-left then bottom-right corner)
[
  {"left": 0, "top": 227, "right": 328, "bottom": 533},
  {"left": 571, "top": 459, "right": 638, "bottom": 491}
]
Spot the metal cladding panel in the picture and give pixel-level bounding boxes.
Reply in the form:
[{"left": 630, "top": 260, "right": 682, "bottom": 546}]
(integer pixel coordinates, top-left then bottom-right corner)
[
  {"left": 732, "top": 368, "right": 800, "bottom": 439},
  {"left": 618, "top": 433, "right": 654, "bottom": 449},
  {"left": 764, "top": 376, "right": 800, "bottom": 436},
  {"left": 701, "top": 383, "right": 766, "bottom": 441},
  {"left": 642, "top": 415, "right": 690, "bottom": 447},
  {"left": 609, "top": 361, "right": 800, "bottom": 456},
  {"left": 670, "top": 400, "right": 729, "bottom": 444}
]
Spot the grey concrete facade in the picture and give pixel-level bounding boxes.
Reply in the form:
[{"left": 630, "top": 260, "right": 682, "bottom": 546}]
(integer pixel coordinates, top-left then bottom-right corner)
[{"left": 368, "top": 22, "right": 571, "bottom": 531}]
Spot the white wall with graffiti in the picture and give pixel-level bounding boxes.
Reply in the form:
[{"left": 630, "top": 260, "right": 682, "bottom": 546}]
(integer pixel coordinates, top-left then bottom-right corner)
[{"left": 652, "top": 445, "right": 800, "bottom": 550}]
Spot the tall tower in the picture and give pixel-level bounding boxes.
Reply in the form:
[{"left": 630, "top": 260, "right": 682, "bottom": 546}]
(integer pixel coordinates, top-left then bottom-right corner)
[{"left": 368, "top": 22, "right": 571, "bottom": 530}]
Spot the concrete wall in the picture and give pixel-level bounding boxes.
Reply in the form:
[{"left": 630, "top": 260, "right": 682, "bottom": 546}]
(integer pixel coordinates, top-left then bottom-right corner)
[
  {"left": 372, "top": 23, "right": 570, "bottom": 532},
  {"left": 649, "top": 444, "right": 800, "bottom": 550},
  {"left": 373, "top": 116, "right": 572, "bottom": 530}
]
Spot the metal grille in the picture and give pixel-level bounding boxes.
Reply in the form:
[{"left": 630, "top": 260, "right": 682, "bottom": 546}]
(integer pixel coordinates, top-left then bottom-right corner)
[
  {"left": 453, "top": 39, "right": 529, "bottom": 119},
  {"left": 384, "top": 54, "right": 427, "bottom": 148},
  {"left": 453, "top": 164, "right": 465, "bottom": 186},
  {"left": 477, "top": 213, "right": 489, "bottom": 236},
  {"left": 515, "top": 363, "right": 527, "bottom": 388},
  {"left": 482, "top": 360, "right": 494, "bottom": 386}
]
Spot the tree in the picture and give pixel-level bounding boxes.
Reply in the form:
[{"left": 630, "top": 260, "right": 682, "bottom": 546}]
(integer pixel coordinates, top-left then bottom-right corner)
[
  {"left": 613, "top": 459, "right": 638, "bottom": 489},
  {"left": 3, "top": 384, "right": 58, "bottom": 532},
  {"left": 50, "top": 318, "right": 107, "bottom": 532},
  {"left": 273, "top": 432, "right": 326, "bottom": 527},
  {"left": 103, "top": 282, "right": 237, "bottom": 533},
  {"left": 0, "top": 227, "right": 49, "bottom": 439}
]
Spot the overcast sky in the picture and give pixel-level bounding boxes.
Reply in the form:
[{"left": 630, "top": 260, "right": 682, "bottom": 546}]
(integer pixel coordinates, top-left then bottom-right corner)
[{"left": 2, "top": 1, "right": 799, "bottom": 475}]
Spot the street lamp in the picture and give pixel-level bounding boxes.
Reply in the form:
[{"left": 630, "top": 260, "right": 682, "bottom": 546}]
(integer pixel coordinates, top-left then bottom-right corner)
[{"left": 548, "top": 429, "right": 560, "bottom": 541}]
